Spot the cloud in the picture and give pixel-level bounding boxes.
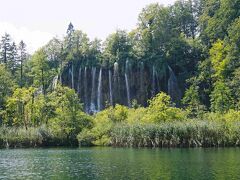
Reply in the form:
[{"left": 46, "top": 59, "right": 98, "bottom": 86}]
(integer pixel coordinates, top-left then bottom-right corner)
[{"left": 0, "top": 22, "right": 53, "bottom": 54}]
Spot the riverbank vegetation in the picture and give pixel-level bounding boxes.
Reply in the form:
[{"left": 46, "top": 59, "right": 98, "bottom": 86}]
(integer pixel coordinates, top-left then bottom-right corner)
[
  {"left": 0, "top": 0, "right": 239, "bottom": 148},
  {"left": 78, "top": 93, "right": 240, "bottom": 147}
]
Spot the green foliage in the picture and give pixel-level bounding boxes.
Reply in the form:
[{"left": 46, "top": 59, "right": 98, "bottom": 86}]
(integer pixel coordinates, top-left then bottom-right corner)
[
  {"left": 107, "top": 105, "right": 128, "bottom": 123},
  {"left": 182, "top": 85, "right": 205, "bottom": 117},
  {"left": 204, "top": 110, "right": 240, "bottom": 123},
  {"left": 0, "top": 0, "right": 240, "bottom": 148},
  {"left": 0, "top": 64, "right": 16, "bottom": 122},
  {"left": 0, "top": 126, "right": 45, "bottom": 148},
  {"left": 30, "top": 48, "right": 51, "bottom": 94},
  {"left": 210, "top": 81, "right": 233, "bottom": 112},
  {"left": 228, "top": 67, "right": 240, "bottom": 109},
  {"left": 3, "top": 85, "right": 92, "bottom": 145},
  {"left": 78, "top": 109, "right": 113, "bottom": 146},
  {"left": 127, "top": 107, "right": 146, "bottom": 124},
  {"left": 5, "top": 87, "right": 35, "bottom": 128},
  {"left": 48, "top": 86, "right": 93, "bottom": 143},
  {"left": 111, "top": 119, "right": 240, "bottom": 147},
  {"left": 143, "top": 92, "right": 186, "bottom": 123},
  {"left": 199, "top": 0, "right": 240, "bottom": 44},
  {"left": 0, "top": 125, "right": 82, "bottom": 148},
  {"left": 209, "top": 39, "right": 230, "bottom": 79},
  {"left": 103, "top": 30, "right": 132, "bottom": 66},
  {"left": 78, "top": 93, "right": 186, "bottom": 146}
]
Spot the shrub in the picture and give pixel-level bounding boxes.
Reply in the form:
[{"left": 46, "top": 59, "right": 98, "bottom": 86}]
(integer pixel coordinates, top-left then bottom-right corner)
[{"left": 142, "top": 92, "right": 186, "bottom": 123}]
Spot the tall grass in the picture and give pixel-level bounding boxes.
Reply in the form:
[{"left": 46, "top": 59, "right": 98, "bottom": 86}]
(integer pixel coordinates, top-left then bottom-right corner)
[
  {"left": 110, "top": 120, "right": 240, "bottom": 147},
  {"left": 0, "top": 126, "right": 78, "bottom": 148}
]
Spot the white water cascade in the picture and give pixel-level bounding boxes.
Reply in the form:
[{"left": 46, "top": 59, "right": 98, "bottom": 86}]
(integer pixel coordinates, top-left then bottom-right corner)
[
  {"left": 97, "top": 68, "right": 102, "bottom": 111},
  {"left": 152, "top": 66, "right": 156, "bottom": 97},
  {"left": 125, "top": 60, "right": 131, "bottom": 107},
  {"left": 52, "top": 75, "right": 58, "bottom": 90},
  {"left": 113, "top": 62, "right": 119, "bottom": 102},
  {"left": 90, "top": 67, "right": 97, "bottom": 113},
  {"left": 168, "top": 65, "right": 181, "bottom": 103},
  {"left": 140, "top": 62, "right": 144, "bottom": 95},
  {"left": 71, "top": 63, "right": 74, "bottom": 89},
  {"left": 84, "top": 67, "right": 88, "bottom": 112},
  {"left": 109, "top": 69, "right": 113, "bottom": 106},
  {"left": 77, "top": 67, "right": 81, "bottom": 95}
]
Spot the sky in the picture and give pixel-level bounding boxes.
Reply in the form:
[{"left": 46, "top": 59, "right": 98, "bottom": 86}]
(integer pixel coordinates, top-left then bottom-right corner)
[{"left": 0, "top": 0, "right": 176, "bottom": 53}]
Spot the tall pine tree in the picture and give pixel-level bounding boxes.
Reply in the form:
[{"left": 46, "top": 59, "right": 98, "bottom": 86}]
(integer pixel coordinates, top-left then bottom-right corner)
[
  {"left": 18, "top": 40, "right": 27, "bottom": 87},
  {"left": 0, "top": 33, "right": 12, "bottom": 64}
]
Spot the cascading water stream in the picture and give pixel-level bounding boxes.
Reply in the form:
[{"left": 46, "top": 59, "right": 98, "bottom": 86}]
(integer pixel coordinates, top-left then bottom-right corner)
[
  {"left": 68, "top": 67, "right": 71, "bottom": 87},
  {"left": 97, "top": 68, "right": 102, "bottom": 111},
  {"left": 90, "top": 67, "right": 97, "bottom": 113},
  {"left": 168, "top": 65, "right": 181, "bottom": 104},
  {"left": 140, "top": 62, "right": 144, "bottom": 96},
  {"left": 60, "top": 74, "right": 62, "bottom": 85},
  {"left": 52, "top": 75, "right": 58, "bottom": 90},
  {"left": 61, "top": 62, "right": 181, "bottom": 112},
  {"left": 152, "top": 66, "right": 156, "bottom": 97},
  {"left": 109, "top": 69, "right": 113, "bottom": 106},
  {"left": 71, "top": 63, "right": 74, "bottom": 89},
  {"left": 113, "top": 62, "right": 119, "bottom": 103},
  {"left": 77, "top": 67, "right": 81, "bottom": 95},
  {"left": 125, "top": 60, "right": 131, "bottom": 107},
  {"left": 84, "top": 67, "right": 88, "bottom": 112}
]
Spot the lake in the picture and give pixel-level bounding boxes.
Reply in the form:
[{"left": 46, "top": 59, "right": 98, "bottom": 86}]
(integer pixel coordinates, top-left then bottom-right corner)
[{"left": 0, "top": 147, "right": 240, "bottom": 179}]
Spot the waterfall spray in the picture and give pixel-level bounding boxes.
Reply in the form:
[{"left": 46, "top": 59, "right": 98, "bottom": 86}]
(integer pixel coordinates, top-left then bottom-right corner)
[
  {"left": 84, "top": 67, "right": 88, "bottom": 112},
  {"left": 125, "top": 60, "right": 131, "bottom": 107},
  {"left": 71, "top": 63, "right": 74, "bottom": 89},
  {"left": 152, "top": 66, "right": 156, "bottom": 97},
  {"left": 68, "top": 67, "right": 71, "bottom": 87},
  {"left": 52, "top": 75, "right": 58, "bottom": 90},
  {"left": 168, "top": 65, "right": 181, "bottom": 104},
  {"left": 60, "top": 75, "right": 62, "bottom": 85},
  {"left": 113, "top": 62, "right": 119, "bottom": 102},
  {"left": 97, "top": 68, "right": 102, "bottom": 111},
  {"left": 140, "top": 62, "right": 144, "bottom": 93},
  {"left": 77, "top": 67, "right": 81, "bottom": 95},
  {"left": 90, "top": 67, "right": 97, "bottom": 112},
  {"left": 139, "top": 62, "right": 144, "bottom": 103},
  {"left": 109, "top": 69, "right": 113, "bottom": 106}
]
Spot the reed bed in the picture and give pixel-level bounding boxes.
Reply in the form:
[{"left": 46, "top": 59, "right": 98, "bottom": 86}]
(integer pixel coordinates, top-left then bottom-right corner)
[
  {"left": 0, "top": 126, "right": 77, "bottom": 148},
  {"left": 110, "top": 120, "right": 240, "bottom": 147}
]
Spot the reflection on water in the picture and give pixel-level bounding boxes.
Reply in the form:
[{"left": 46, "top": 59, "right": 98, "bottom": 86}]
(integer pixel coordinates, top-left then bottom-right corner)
[{"left": 0, "top": 147, "right": 240, "bottom": 179}]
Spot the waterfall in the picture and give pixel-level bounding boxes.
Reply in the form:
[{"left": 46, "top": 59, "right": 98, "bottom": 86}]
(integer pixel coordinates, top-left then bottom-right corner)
[
  {"left": 140, "top": 62, "right": 144, "bottom": 94},
  {"left": 152, "top": 66, "right": 156, "bottom": 97},
  {"left": 125, "top": 74, "right": 131, "bottom": 107},
  {"left": 52, "top": 75, "right": 58, "bottom": 90},
  {"left": 68, "top": 67, "right": 71, "bottom": 87},
  {"left": 34, "top": 86, "right": 43, "bottom": 97},
  {"left": 113, "top": 62, "right": 119, "bottom": 82},
  {"left": 97, "top": 68, "right": 102, "bottom": 111},
  {"left": 139, "top": 62, "right": 144, "bottom": 103},
  {"left": 84, "top": 67, "right": 88, "bottom": 112},
  {"left": 113, "top": 62, "right": 119, "bottom": 103},
  {"left": 60, "top": 74, "right": 62, "bottom": 85},
  {"left": 77, "top": 67, "right": 81, "bottom": 95},
  {"left": 125, "top": 60, "right": 131, "bottom": 107},
  {"left": 90, "top": 67, "right": 97, "bottom": 113},
  {"left": 71, "top": 63, "right": 74, "bottom": 89},
  {"left": 168, "top": 65, "right": 181, "bottom": 104},
  {"left": 108, "top": 69, "right": 113, "bottom": 106}
]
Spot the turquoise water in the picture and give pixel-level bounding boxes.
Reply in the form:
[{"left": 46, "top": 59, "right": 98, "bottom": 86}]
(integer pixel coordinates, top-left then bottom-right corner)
[{"left": 0, "top": 147, "right": 240, "bottom": 179}]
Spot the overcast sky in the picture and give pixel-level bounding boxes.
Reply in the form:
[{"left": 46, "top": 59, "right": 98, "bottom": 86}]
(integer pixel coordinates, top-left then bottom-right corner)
[{"left": 0, "top": 0, "right": 176, "bottom": 53}]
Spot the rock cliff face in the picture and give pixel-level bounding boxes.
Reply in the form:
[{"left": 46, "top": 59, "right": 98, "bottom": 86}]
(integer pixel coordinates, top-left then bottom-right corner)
[{"left": 61, "top": 61, "right": 181, "bottom": 113}]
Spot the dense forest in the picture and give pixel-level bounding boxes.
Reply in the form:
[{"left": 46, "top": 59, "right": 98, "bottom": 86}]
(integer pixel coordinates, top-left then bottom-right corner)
[{"left": 0, "top": 0, "right": 239, "bottom": 148}]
